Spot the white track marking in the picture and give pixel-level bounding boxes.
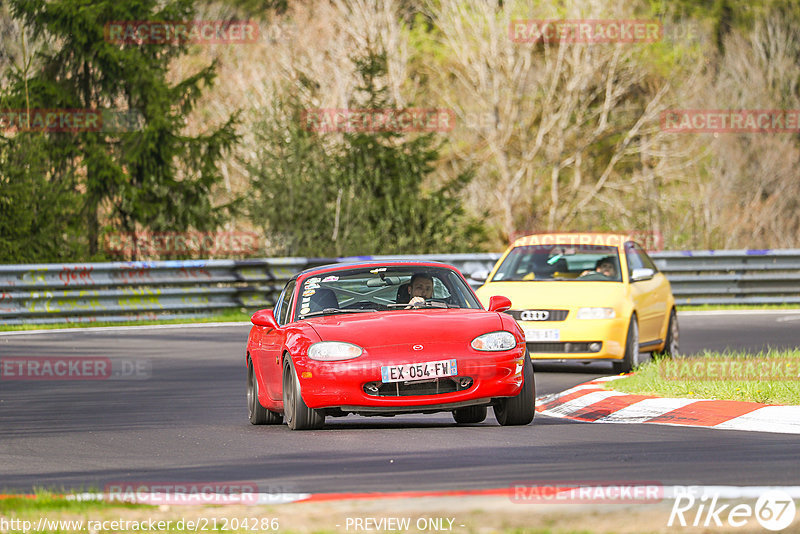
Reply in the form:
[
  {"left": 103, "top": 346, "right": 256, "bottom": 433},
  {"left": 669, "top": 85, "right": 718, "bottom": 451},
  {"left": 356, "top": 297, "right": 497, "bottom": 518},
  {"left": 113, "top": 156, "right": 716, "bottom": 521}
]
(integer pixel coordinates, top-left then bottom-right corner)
[
  {"left": 713, "top": 406, "right": 800, "bottom": 434},
  {"left": 592, "top": 398, "right": 698, "bottom": 424},
  {"left": 538, "top": 391, "right": 628, "bottom": 418}
]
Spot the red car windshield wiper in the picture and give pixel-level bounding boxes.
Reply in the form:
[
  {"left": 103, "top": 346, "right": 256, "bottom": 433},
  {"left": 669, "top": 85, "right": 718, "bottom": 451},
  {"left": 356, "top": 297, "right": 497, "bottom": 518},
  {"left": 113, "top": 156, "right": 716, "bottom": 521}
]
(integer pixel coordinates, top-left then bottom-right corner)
[
  {"left": 385, "top": 301, "right": 454, "bottom": 309},
  {"left": 301, "top": 308, "right": 378, "bottom": 318}
]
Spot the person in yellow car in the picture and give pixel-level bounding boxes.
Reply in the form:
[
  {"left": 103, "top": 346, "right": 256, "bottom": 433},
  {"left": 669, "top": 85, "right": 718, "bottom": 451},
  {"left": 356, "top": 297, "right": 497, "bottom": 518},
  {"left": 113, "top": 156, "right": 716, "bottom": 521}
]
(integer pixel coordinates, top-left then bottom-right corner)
[{"left": 579, "top": 256, "right": 618, "bottom": 280}]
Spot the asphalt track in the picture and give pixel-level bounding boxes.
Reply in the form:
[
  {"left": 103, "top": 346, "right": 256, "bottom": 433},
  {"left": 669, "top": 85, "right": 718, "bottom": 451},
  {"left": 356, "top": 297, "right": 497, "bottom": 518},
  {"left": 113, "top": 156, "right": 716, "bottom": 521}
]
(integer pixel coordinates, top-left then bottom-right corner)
[{"left": 1, "top": 312, "right": 799, "bottom": 494}]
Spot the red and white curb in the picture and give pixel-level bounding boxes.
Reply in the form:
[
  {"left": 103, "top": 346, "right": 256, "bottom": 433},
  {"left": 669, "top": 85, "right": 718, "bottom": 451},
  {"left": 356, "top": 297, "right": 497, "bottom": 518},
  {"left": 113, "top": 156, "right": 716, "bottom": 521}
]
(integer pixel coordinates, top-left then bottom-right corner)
[
  {"left": 535, "top": 376, "right": 800, "bottom": 434},
  {"left": 13, "top": 485, "right": 800, "bottom": 505},
  {"left": 55, "top": 488, "right": 512, "bottom": 505}
]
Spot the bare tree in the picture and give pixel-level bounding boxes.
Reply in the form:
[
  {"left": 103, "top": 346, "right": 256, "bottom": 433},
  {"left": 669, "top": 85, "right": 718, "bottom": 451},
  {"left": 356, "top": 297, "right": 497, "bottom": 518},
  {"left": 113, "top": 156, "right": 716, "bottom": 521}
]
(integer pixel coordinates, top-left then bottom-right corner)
[
  {"left": 423, "top": 0, "right": 702, "bottom": 244},
  {"left": 175, "top": 0, "right": 799, "bottom": 251},
  {"left": 703, "top": 16, "right": 800, "bottom": 248}
]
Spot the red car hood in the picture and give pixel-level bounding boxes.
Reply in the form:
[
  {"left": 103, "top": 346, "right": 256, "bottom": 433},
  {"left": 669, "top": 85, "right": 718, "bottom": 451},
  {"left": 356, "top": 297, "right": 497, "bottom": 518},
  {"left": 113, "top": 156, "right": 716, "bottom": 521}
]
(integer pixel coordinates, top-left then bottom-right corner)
[{"left": 303, "top": 309, "right": 504, "bottom": 348}]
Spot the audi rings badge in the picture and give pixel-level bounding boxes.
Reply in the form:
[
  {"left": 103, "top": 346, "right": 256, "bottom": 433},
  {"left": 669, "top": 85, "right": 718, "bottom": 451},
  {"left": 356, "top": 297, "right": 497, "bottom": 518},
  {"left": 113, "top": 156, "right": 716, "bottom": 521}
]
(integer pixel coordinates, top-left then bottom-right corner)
[{"left": 520, "top": 310, "right": 550, "bottom": 321}]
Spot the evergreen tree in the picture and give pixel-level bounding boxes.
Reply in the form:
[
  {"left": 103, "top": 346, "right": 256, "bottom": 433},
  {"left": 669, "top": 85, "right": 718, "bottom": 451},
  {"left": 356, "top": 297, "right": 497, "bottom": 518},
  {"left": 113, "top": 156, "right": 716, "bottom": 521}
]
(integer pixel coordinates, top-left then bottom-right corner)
[
  {"left": 246, "top": 98, "right": 339, "bottom": 257},
  {"left": 0, "top": 135, "right": 85, "bottom": 262},
  {"left": 247, "top": 50, "right": 484, "bottom": 257},
  {"left": 2, "top": 0, "right": 238, "bottom": 261},
  {"left": 333, "top": 50, "right": 483, "bottom": 255}
]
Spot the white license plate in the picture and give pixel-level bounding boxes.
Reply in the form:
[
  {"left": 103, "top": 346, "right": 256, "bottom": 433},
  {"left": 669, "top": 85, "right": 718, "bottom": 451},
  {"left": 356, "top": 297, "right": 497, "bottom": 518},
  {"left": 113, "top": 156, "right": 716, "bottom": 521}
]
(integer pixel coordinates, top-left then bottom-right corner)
[
  {"left": 381, "top": 359, "right": 458, "bottom": 383},
  {"left": 524, "top": 328, "right": 560, "bottom": 342}
]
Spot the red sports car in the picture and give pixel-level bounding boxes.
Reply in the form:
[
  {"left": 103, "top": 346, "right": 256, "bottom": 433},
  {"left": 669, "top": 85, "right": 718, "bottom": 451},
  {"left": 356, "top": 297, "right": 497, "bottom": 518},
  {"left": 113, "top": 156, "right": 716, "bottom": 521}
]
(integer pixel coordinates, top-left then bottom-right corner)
[{"left": 245, "top": 261, "right": 535, "bottom": 430}]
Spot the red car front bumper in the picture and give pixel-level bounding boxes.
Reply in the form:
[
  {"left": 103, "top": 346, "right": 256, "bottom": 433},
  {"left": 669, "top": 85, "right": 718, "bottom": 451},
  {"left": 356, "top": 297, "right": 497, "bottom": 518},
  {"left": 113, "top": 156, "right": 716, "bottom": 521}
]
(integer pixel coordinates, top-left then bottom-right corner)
[{"left": 292, "top": 344, "right": 527, "bottom": 411}]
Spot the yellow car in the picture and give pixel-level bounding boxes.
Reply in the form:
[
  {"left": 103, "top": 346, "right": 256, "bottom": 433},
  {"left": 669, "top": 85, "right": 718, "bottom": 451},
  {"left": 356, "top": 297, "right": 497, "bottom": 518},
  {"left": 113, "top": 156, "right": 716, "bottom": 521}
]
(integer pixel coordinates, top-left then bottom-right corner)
[{"left": 474, "top": 233, "right": 678, "bottom": 373}]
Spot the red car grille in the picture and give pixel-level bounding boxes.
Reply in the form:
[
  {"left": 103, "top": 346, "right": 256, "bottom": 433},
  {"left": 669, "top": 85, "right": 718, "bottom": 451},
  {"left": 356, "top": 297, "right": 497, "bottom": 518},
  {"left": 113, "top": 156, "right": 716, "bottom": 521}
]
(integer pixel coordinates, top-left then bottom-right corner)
[{"left": 364, "top": 377, "right": 473, "bottom": 397}]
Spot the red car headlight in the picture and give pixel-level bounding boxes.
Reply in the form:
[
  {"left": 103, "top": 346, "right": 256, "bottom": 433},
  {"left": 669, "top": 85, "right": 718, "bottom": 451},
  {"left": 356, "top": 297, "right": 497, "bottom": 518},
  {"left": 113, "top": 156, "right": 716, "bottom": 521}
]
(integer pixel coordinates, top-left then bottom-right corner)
[
  {"left": 471, "top": 331, "right": 516, "bottom": 351},
  {"left": 307, "top": 341, "right": 363, "bottom": 361}
]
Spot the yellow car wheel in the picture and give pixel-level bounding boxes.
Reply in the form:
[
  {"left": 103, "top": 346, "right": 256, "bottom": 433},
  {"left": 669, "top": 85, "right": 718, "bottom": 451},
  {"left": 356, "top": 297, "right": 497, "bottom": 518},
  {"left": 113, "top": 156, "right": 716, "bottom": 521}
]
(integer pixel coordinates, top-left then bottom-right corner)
[
  {"left": 661, "top": 309, "right": 679, "bottom": 357},
  {"left": 613, "top": 315, "right": 640, "bottom": 374}
]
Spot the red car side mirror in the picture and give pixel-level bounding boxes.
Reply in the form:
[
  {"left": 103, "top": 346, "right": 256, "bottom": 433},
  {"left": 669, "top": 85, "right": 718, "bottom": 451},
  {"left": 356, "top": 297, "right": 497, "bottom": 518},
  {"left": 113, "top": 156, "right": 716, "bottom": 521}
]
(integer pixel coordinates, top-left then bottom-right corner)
[
  {"left": 487, "top": 295, "right": 512, "bottom": 313},
  {"left": 251, "top": 309, "right": 279, "bottom": 329}
]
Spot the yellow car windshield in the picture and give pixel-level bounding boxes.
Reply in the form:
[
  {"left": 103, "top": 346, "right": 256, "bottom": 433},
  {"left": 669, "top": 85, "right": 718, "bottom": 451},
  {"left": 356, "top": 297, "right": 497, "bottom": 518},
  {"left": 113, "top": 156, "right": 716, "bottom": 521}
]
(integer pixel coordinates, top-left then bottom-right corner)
[{"left": 492, "top": 245, "right": 622, "bottom": 282}]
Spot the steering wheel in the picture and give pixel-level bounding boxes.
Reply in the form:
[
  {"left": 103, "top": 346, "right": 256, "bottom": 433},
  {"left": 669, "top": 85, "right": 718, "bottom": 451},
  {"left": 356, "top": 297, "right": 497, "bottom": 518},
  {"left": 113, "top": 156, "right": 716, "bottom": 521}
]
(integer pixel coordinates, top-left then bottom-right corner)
[
  {"left": 426, "top": 297, "right": 454, "bottom": 306},
  {"left": 345, "top": 300, "right": 380, "bottom": 310}
]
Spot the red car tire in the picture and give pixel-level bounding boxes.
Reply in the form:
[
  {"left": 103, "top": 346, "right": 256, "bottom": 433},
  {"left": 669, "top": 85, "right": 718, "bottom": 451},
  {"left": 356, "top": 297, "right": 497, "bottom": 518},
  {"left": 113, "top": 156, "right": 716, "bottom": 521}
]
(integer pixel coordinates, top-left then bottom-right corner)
[
  {"left": 248, "top": 359, "right": 282, "bottom": 425},
  {"left": 283, "top": 356, "right": 325, "bottom": 430},
  {"left": 494, "top": 353, "right": 535, "bottom": 426}
]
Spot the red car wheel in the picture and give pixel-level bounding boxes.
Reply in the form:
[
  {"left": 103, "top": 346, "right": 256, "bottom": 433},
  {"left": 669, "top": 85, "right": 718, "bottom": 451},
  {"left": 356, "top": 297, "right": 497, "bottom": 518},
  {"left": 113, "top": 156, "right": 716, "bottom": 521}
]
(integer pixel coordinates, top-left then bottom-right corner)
[
  {"left": 248, "top": 359, "right": 282, "bottom": 425},
  {"left": 282, "top": 356, "right": 325, "bottom": 431},
  {"left": 494, "top": 353, "right": 535, "bottom": 426},
  {"left": 452, "top": 405, "right": 488, "bottom": 424}
]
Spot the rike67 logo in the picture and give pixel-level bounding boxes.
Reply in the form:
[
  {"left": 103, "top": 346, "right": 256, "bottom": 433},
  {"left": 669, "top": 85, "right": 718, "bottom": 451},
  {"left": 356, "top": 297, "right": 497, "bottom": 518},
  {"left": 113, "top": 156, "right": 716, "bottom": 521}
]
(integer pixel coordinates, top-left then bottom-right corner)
[{"left": 669, "top": 488, "right": 797, "bottom": 531}]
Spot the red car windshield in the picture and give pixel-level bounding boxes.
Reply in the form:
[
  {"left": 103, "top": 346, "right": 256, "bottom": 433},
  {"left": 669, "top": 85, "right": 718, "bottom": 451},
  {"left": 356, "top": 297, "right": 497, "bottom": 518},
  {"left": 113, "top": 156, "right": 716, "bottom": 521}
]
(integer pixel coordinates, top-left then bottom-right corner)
[{"left": 295, "top": 266, "right": 482, "bottom": 318}]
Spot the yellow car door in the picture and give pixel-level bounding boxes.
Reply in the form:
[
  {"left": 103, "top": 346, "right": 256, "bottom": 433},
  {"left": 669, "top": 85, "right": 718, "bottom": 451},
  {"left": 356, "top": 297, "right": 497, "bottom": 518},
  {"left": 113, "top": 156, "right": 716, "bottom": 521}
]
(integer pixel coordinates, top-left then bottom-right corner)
[{"left": 624, "top": 242, "right": 665, "bottom": 345}]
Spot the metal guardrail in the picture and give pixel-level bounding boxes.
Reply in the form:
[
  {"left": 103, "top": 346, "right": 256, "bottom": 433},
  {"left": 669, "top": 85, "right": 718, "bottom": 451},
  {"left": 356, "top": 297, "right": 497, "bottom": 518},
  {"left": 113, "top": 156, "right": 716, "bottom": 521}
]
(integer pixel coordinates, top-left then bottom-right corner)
[
  {"left": 1, "top": 250, "right": 798, "bottom": 324},
  {"left": 0, "top": 254, "right": 500, "bottom": 325},
  {"left": 650, "top": 249, "right": 800, "bottom": 305},
  {"left": 0, "top": 258, "right": 307, "bottom": 325}
]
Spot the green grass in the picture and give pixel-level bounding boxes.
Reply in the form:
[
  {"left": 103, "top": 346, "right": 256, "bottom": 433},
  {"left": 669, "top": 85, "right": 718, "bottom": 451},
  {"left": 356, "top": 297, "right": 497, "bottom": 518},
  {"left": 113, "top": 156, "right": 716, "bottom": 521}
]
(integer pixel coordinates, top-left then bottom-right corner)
[
  {"left": 0, "top": 309, "right": 252, "bottom": 332},
  {"left": 609, "top": 349, "right": 800, "bottom": 404},
  {"left": 0, "top": 490, "right": 147, "bottom": 513}
]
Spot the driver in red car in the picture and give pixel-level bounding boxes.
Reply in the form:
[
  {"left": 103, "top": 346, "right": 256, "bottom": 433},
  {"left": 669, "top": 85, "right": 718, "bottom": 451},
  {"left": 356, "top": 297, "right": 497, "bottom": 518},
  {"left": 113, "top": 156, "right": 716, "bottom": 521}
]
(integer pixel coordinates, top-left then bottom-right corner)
[{"left": 406, "top": 273, "right": 434, "bottom": 307}]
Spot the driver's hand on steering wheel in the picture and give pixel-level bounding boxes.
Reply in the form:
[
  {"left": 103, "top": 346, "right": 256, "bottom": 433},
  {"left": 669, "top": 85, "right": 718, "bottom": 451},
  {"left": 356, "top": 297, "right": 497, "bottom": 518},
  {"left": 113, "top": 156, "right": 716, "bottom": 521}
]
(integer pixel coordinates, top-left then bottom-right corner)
[{"left": 406, "top": 296, "right": 426, "bottom": 308}]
